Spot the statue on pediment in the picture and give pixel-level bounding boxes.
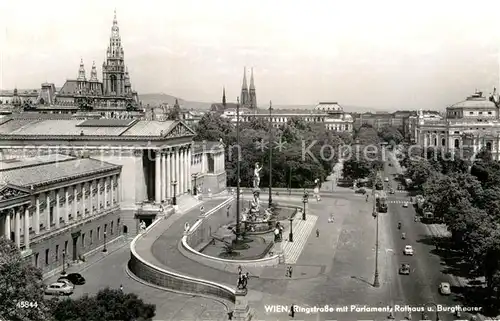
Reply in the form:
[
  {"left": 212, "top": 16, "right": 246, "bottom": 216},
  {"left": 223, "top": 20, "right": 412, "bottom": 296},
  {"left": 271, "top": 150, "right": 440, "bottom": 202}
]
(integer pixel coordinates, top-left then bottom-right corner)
[{"left": 0, "top": 187, "right": 25, "bottom": 201}]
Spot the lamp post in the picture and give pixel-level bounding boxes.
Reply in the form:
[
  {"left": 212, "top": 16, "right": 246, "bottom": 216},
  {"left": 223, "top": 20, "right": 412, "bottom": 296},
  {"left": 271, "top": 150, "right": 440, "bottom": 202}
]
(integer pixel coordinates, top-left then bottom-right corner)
[
  {"left": 373, "top": 173, "right": 380, "bottom": 287},
  {"left": 61, "top": 250, "right": 66, "bottom": 275},
  {"left": 268, "top": 101, "right": 273, "bottom": 208},
  {"left": 191, "top": 173, "right": 198, "bottom": 195},
  {"left": 103, "top": 231, "right": 108, "bottom": 253},
  {"left": 171, "top": 180, "right": 177, "bottom": 205},
  {"left": 302, "top": 192, "right": 308, "bottom": 220},
  {"left": 288, "top": 217, "right": 294, "bottom": 242},
  {"left": 235, "top": 97, "right": 242, "bottom": 240}
]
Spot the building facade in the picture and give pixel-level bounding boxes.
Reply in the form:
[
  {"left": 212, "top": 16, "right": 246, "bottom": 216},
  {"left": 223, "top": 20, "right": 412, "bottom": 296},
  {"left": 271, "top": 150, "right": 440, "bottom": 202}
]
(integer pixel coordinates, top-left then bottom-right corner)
[
  {"left": 0, "top": 116, "right": 227, "bottom": 234},
  {"left": 0, "top": 11, "right": 142, "bottom": 118},
  {"left": 218, "top": 102, "right": 354, "bottom": 132},
  {"left": 0, "top": 155, "right": 121, "bottom": 276},
  {"left": 415, "top": 90, "right": 500, "bottom": 160}
]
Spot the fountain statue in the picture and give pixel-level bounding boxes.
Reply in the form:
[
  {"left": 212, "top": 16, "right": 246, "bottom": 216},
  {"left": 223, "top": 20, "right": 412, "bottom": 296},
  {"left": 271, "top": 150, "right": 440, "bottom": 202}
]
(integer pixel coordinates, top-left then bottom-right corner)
[{"left": 253, "top": 162, "right": 262, "bottom": 189}]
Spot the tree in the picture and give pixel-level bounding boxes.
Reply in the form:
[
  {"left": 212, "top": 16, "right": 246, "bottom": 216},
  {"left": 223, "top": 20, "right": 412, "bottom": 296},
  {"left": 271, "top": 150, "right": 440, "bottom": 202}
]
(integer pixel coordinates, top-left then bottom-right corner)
[
  {"left": 0, "top": 238, "right": 52, "bottom": 321},
  {"left": 165, "top": 103, "right": 181, "bottom": 120},
  {"left": 51, "top": 287, "right": 156, "bottom": 321},
  {"left": 378, "top": 126, "right": 404, "bottom": 145},
  {"left": 405, "top": 158, "right": 435, "bottom": 191},
  {"left": 342, "top": 158, "right": 373, "bottom": 180},
  {"left": 193, "top": 113, "right": 235, "bottom": 143}
]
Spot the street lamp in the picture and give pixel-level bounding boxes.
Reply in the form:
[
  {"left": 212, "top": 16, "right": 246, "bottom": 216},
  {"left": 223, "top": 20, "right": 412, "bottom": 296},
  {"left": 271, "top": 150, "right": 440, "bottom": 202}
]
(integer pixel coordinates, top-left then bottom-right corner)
[
  {"left": 61, "top": 250, "right": 66, "bottom": 275},
  {"left": 268, "top": 101, "right": 273, "bottom": 208},
  {"left": 373, "top": 173, "right": 380, "bottom": 287},
  {"left": 191, "top": 173, "right": 198, "bottom": 195},
  {"left": 235, "top": 97, "right": 242, "bottom": 240},
  {"left": 103, "top": 231, "right": 107, "bottom": 252},
  {"left": 288, "top": 217, "right": 294, "bottom": 242},
  {"left": 302, "top": 192, "right": 308, "bottom": 220},
  {"left": 171, "top": 180, "right": 177, "bottom": 205}
]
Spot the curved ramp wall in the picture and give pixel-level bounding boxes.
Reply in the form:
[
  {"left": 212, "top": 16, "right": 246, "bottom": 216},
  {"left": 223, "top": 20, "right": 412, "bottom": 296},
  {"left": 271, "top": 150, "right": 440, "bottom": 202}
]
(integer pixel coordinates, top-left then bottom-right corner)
[{"left": 128, "top": 215, "right": 236, "bottom": 303}]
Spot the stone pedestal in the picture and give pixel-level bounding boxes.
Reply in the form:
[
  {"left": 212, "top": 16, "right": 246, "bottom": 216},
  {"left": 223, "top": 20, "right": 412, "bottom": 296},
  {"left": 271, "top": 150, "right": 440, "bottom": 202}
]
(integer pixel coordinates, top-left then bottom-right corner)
[{"left": 232, "top": 289, "right": 254, "bottom": 321}]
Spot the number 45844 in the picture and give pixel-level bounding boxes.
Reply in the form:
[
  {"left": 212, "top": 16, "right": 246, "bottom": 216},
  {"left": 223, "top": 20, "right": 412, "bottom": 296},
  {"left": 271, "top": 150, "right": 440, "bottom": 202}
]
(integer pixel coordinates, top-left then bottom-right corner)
[{"left": 16, "top": 301, "right": 38, "bottom": 308}]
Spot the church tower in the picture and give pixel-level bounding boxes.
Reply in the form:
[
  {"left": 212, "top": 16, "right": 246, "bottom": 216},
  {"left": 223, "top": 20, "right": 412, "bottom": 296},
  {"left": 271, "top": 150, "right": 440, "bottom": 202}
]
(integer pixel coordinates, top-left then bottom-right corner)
[
  {"left": 102, "top": 10, "right": 126, "bottom": 96},
  {"left": 89, "top": 61, "right": 99, "bottom": 93},
  {"left": 240, "top": 67, "right": 249, "bottom": 106},
  {"left": 249, "top": 68, "right": 257, "bottom": 108},
  {"left": 77, "top": 59, "right": 87, "bottom": 92}
]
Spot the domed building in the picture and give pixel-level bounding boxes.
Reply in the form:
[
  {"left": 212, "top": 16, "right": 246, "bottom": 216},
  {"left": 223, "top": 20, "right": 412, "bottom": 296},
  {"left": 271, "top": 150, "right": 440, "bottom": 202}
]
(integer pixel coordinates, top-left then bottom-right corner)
[{"left": 414, "top": 90, "right": 500, "bottom": 160}]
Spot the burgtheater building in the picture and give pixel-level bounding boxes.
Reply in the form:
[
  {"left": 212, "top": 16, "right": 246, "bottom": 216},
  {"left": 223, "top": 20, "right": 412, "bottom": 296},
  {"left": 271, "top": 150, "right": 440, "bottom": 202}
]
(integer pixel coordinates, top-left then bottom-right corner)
[
  {"left": 415, "top": 90, "right": 500, "bottom": 160},
  {"left": 0, "top": 117, "right": 227, "bottom": 240}
]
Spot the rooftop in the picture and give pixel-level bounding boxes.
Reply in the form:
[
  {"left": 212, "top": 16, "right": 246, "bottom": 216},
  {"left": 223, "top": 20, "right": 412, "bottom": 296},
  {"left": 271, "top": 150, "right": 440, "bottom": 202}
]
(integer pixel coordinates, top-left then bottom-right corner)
[
  {"left": 0, "top": 155, "right": 120, "bottom": 187},
  {"left": 449, "top": 91, "right": 496, "bottom": 109}
]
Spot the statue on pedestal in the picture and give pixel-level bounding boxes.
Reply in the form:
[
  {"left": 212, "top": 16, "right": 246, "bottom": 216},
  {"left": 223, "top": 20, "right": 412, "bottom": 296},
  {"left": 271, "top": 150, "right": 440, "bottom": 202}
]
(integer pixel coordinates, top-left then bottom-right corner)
[{"left": 253, "top": 162, "right": 262, "bottom": 189}]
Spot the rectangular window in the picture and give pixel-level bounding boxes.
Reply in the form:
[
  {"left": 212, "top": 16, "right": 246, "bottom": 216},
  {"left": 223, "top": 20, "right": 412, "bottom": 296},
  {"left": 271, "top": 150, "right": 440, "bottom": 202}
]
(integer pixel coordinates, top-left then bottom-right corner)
[
  {"left": 45, "top": 249, "right": 49, "bottom": 265},
  {"left": 479, "top": 111, "right": 483, "bottom": 115},
  {"left": 34, "top": 253, "right": 39, "bottom": 268},
  {"left": 97, "top": 226, "right": 101, "bottom": 240},
  {"left": 469, "top": 112, "right": 474, "bottom": 115},
  {"left": 489, "top": 111, "right": 493, "bottom": 115},
  {"left": 82, "top": 233, "right": 85, "bottom": 248},
  {"left": 55, "top": 244, "right": 59, "bottom": 261},
  {"left": 90, "top": 230, "right": 93, "bottom": 245},
  {"left": 111, "top": 221, "right": 114, "bottom": 235}
]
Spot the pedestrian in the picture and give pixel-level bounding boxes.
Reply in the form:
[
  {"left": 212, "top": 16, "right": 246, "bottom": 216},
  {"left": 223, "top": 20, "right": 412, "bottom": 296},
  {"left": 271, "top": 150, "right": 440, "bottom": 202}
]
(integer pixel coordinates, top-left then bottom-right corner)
[
  {"left": 120, "top": 284, "right": 123, "bottom": 291},
  {"left": 238, "top": 265, "right": 242, "bottom": 275},
  {"left": 289, "top": 266, "right": 293, "bottom": 278},
  {"left": 316, "top": 228, "right": 320, "bottom": 237},
  {"left": 289, "top": 304, "right": 295, "bottom": 318}
]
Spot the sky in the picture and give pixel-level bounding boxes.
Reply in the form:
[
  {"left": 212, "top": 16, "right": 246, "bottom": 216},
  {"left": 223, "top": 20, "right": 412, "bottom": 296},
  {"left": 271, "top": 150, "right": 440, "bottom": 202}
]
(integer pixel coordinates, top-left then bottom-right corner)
[{"left": 1, "top": 0, "right": 500, "bottom": 110}]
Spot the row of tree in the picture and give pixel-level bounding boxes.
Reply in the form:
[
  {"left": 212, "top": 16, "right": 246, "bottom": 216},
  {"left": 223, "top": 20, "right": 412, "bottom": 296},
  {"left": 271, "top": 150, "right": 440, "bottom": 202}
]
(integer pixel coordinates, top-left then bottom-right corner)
[
  {"left": 193, "top": 112, "right": 352, "bottom": 188},
  {"left": 341, "top": 124, "right": 404, "bottom": 182},
  {"left": 0, "top": 238, "right": 156, "bottom": 321},
  {"left": 403, "top": 146, "right": 500, "bottom": 301}
]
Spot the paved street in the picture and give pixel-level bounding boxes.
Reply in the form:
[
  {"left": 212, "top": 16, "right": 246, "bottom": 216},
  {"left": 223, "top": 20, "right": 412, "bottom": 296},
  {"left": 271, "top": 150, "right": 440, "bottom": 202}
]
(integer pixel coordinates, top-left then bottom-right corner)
[
  {"left": 383, "top": 152, "right": 476, "bottom": 321},
  {"left": 46, "top": 242, "right": 228, "bottom": 321}
]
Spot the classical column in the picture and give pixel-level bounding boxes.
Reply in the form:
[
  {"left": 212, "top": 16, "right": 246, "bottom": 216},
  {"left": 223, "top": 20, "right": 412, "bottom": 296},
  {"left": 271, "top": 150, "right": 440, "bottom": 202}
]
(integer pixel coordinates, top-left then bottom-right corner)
[
  {"left": 89, "top": 182, "right": 94, "bottom": 215},
  {"left": 73, "top": 186, "right": 78, "bottom": 219},
  {"left": 15, "top": 208, "right": 20, "bottom": 248},
  {"left": 173, "top": 148, "right": 179, "bottom": 196},
  {"left": 155, "top": 152, "right": 161, "bottom": 203},
  {"left": 201, "top": 152, "right": 206, "bottom": 173},
  {"left": 46, "top": 193, "right": 51, "bottom": 229},
  {"left": 176, "top": 148, "right": 181, "bottom": 195},
  {"left": 161, "top": 152, "right": 166, "bottom": 201},
  {"left": 111, "top": 175, "right": 116, "bottom": 205},
  {"left": 187, "top": 147, "right": 192, "bottom": 193},
  {"left": 23, "top": 207, "right": 29, "bottom": 250},
  {"left": 166, "top": 151, "right": 171, "bottom": 199},
  {"left": 179, "top": 148, "right": 185, "bottom": 194},
  {"left": 65, "top": 188, "right": 70, "bottom": 221},
  {"left": 104, "top": 177, "right": 108, "bottom": 208},
  {"left": 81, "top": 183, "right": 86, "bottom": 218},
  {"left": 55, "top": 190, "right": 60, "bottom": 229},
  {"left": 35, "top": 196, "right": 40, "bottom": 234},
  {"left": 4, "top": 211, "right": 11, "bottom": 239},
  {"left": 97, "top": 179, "right": 101, "bottom": 210},
  {"left": 117, "top": 175, "right": 121, "bottom": 203}
]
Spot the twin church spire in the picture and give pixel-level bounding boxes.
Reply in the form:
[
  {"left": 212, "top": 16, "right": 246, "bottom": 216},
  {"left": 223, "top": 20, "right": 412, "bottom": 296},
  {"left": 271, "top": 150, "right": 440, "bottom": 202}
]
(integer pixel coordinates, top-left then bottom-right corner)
[{"left": 239, "top": 67, "right": 257, "bottom": 108}]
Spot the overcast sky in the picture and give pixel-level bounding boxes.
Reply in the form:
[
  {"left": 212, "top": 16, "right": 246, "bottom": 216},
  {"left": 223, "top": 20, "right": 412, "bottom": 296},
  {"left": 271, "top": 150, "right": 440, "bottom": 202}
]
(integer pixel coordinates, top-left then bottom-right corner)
[{"left": 1, "top": 0, "right": 500, "bottom": 110}]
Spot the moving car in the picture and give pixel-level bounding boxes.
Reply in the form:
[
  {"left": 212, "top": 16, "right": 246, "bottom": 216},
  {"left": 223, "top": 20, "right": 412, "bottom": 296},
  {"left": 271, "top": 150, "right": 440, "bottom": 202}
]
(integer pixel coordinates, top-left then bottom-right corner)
[
  {"left": 398, "top": 264, "right": 410, "bottom": 275},
  {"left": 389, "top": 188, "right": 395, "bottom": 194},
  {"left": 56, "top": 278, "right": 75, "bottom": 289},
  {"left": 403, "top": 245, "right": 414, "bottom": 255},
  {"left": 439, "top": 282, "right": 451, "bottom": 295},
  {"left": 384, "top": 177, "right": 389, "bottom": 182},
  {"left": 403, "top": 201, "right": 409, "bottom": 208},
  {"left": 44, "top": 282, "right": 74, "bottom": 296},
  {"left": 355, "top": 188, "right": 367, "bottom": 195},
  {"left": 59, "top": 273, "right": 86, "bottom": 285}
]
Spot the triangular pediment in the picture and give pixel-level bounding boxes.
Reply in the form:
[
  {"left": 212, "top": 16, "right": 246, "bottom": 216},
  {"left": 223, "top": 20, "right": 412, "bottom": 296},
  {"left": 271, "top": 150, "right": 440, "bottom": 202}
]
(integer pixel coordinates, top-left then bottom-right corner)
[
  {"left": 0, "top": 184, "right": 31, "bottom": 202},
  {"left": 164, "top": 121, "right": 196, "bottom": 139}
]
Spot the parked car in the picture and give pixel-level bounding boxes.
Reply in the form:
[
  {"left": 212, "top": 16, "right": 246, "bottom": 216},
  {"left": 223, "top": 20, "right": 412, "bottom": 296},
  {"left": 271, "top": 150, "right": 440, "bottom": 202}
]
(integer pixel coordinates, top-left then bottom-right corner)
[
  {"left": 59, "top": 273, "right": 86, "bottom": 285},
  {"left": 403, "top": 201, "right": 409, "bottom": 208},
  {"left": 398, "top": 264, "right": 410, "bottom": 275},
  {"left": 439, "top": 282, "right": 451, "bottom": 295},
  {"left": 403, "top": 245, "right": 414, "bottom": 255},
  {"left": 44, "top": 282, "right": 74, "bottom": 296},
  {"left": 56, "top": 278, "right": 75, "bottom": 289}
]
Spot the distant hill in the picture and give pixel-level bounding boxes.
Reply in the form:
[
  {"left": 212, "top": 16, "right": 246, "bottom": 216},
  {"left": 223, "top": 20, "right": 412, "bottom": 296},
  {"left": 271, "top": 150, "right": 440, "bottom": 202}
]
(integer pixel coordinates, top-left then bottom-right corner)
[
  {"left": 139, "top": 94, "right": 399, "bottom": 113},
  {"left": 139, "top": 93, "right": 212, "bottom": 110}
]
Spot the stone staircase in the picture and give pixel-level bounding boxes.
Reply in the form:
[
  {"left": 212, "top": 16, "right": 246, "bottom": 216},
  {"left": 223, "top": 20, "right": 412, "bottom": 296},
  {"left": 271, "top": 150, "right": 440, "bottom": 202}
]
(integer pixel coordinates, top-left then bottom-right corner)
[
  {"left": 281, "top": 213, "right": 318, "bottom": 264},
  {"left": 176, "top": 194, "right": 202, "bottom": 213}
]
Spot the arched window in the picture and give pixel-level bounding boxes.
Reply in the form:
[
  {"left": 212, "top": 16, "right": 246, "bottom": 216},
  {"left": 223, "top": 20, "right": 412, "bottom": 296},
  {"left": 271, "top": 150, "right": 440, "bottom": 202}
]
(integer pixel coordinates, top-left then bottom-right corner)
[
  {"left": 487, "top": 142, "right": 492, "bottom": 151},
  {"left": 441, "top": 138, "right": 446, "bottom": 147},
  {"left": 433, "top": 137, "right": 437, "bottom": 146},
  {"left": 454, "top": 139, "right": 460, "bottom": 148}
]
